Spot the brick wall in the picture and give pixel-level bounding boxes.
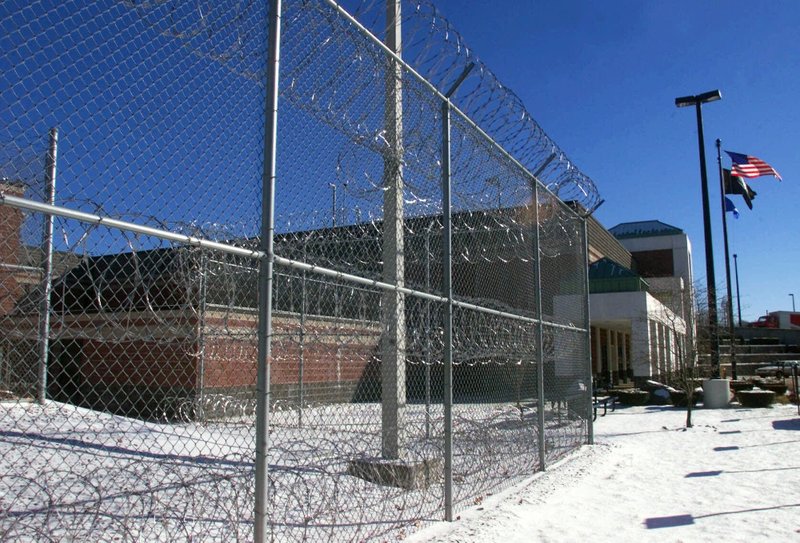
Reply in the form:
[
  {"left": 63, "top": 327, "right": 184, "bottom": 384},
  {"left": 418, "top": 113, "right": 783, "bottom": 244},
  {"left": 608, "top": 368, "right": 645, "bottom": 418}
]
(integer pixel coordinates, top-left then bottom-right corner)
[
  {"left": 0, "top": 183, "right": 25, "bottom": 317},
  {"left": 202, "top": 312, "right": 382, "bottom": 404},
  {"left": 82, "top": 338, "right": 198, "bottom": 388}
]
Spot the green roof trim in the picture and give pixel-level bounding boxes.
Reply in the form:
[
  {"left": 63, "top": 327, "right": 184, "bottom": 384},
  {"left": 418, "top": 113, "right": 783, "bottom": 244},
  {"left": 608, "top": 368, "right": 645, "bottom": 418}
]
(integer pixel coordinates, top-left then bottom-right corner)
[
  {"left": 589, "top": 257, "right": 638, "bottom": 280},
  {"left": 589, "top": 257, "right": 650, "bottom": 293}
]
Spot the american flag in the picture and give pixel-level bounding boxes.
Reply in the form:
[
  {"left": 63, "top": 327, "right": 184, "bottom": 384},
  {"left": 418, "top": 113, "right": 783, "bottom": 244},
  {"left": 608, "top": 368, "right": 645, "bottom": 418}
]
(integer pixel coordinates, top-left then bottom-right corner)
[{"left": 725, "top": 151, "right": 782, "bottom": 181}]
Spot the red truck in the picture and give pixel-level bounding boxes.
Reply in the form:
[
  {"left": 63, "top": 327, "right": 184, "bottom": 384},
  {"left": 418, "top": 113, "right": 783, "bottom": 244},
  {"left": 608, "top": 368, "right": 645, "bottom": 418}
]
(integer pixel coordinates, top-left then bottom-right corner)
[{"left": 750, "top": 311, "right": 800, "bottom": 329}]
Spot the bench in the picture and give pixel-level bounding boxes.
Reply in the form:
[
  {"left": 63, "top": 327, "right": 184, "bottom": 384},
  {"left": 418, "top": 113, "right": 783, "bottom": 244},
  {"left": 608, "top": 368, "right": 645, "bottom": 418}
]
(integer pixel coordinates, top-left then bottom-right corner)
[{"left": 592, "top": 392, "right": 617, "bottom": 421}]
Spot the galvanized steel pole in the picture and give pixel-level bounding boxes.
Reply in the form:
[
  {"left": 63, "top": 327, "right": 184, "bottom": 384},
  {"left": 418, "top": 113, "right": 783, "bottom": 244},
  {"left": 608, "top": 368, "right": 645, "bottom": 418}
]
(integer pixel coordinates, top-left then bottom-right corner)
[
  {"left": 381, "top": 0, "right": 406, "bottom": 460},
  {"left": 255, "top": 1, "right": 281, "bottom": 540},
  {"left": 299, "top": 243, "right": 306, "bottom": 428},
  {"left": 582, "top": 219, "right": 594, "bottom": 444},
  {"left": 425, "top": 225, "right": 432, "bottom": 439},
  {"left": 529, "top": 156, "right": 553, "bottom": 469},
  {"left": 441, "top": 95, "right": 454, "bottom": 522},
  {"left": 533, "top": 182, "right": 546, "bottom": 469},
  {"left": 37, "top": 127, "right": 57, "bottom": 404},
  {"left": 441, "top": 61, "right": 473, "bottom": 521}
]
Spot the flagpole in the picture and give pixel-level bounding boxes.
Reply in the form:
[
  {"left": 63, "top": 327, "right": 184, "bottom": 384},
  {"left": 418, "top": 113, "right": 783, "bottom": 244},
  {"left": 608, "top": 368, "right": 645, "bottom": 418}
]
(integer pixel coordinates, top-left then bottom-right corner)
[
  {"left": 733, "top": 254, "right": 742, "bottom": 326},
  {"left": 717, "top": 138, "right": 737, "bottom": 381}
]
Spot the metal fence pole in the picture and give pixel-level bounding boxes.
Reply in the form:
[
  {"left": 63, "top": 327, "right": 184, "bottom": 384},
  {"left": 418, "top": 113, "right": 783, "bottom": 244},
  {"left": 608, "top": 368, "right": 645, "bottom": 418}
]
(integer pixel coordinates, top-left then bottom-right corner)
[
  {"left": 37, "top": 127, "right": 58, "bottom": 404},
  {"left": 793, "top": 364, "right": 799, "bottom": 417},
  {"left": 424, "top": 224, "right": 431, "bottom": 439},
  {"left": 441, "top": 95, "right": 454, "bottom": 522},
  {"left": 381, "top": 0, "right": 406, "bottom": 461},
  {"left": 197, "top": 250, "right": 208, "bottom": 412},
  {"left": 581, "top": 218, "right": 594, "bottom": 445},
  {"left": 532, "top": 181, "right": 546, "bottom": 470},
  {"left": 440, "top": 62, "right": 473, "bottom": 522},
  {"left": 255, "top": 1, "right": 282, "bottom": 541},
  {"left": 298, "top": 243, "right": 306, "bottom": 427}
]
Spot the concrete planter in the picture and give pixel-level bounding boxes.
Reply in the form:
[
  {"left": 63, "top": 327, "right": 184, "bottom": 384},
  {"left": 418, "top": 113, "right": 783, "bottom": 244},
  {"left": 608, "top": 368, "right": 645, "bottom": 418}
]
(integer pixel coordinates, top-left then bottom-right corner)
[
  {"left": 703, "top": 379, "right": 730, "bottom": 408},
  {"left": 737, "top": 389, "right": 775, "bottom": 408}
]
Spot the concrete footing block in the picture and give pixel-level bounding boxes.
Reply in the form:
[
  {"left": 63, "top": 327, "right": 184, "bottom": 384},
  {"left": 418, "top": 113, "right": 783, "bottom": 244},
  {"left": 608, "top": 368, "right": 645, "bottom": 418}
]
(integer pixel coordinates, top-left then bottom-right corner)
[{"left": 347, "top": 457, "right": 442, "bottom": 490}]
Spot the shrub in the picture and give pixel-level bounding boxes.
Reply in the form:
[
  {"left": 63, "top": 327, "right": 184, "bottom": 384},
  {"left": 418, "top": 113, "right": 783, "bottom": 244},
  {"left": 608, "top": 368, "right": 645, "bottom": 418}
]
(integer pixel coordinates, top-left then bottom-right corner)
[
  {"left": 615, "top": 389, "right": 649, "bottom": 406},
  {"left": 669, "top": 390, "right": 700, "bottom": 407}
]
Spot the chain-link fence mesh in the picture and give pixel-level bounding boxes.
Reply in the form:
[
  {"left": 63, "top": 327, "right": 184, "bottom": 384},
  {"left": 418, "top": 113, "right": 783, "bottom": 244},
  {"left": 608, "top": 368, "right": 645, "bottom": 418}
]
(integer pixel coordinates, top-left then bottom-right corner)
[{"left": 1, "top": 0, "right": 594, "bottom": 541}]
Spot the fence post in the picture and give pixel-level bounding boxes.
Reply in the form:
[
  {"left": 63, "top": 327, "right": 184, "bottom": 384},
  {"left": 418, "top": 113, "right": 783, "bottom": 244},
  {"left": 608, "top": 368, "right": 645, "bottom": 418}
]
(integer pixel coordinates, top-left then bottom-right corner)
[
  {"left": 381, "top": 0, "right": 406, "bottom": 460},
  {"left": 581, "top": 218, "right": 594, "bottom": 445},
  {"left": 441, "top": 62, "right": 474, "bottom": 522},
  {"left": 37, "top": 127, "right": 57, "bottom": 405},
  {"left": 424, "top": 224, "right": 431, "bottom": 439},
  {"left": 441, "top": 94, "right": 454, "bottom": 522},
  {"left": 532, "top": 181, "right": 546, "bottom": 470},
  {"left": 298, "top": 241, "right": 306, "bottom": 427},
  {"left": 197, "top": 249, "right": 208, "bottom": 411},
  {"left": 255, "top": 0, "right": 282, "bottom": 541}
]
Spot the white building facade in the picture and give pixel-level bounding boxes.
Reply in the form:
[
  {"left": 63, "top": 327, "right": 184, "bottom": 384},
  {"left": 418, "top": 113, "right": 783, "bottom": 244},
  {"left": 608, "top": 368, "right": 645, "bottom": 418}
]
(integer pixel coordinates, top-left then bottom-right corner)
[{"left": 588, "top": 220, "right": 694, "bottom": 387}]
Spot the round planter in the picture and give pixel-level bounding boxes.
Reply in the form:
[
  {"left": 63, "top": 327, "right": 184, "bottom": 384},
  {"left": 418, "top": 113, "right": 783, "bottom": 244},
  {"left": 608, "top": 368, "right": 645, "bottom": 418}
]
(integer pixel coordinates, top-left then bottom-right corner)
[
  {"left": 758, "top": 383, "right": 788, "bottom": 395},
  {"left": 737, "top": 389, "right": 775, "bottom": 408},
  {"left": 729, "top": 380, "right": 754, "bottom": 393}
]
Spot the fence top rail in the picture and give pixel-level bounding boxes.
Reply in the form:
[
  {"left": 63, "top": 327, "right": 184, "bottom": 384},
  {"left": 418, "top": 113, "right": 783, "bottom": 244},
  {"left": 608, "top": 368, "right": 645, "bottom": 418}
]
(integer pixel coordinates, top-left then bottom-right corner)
[{"left": 0, "top": 192, "right": 265, "bottom": 260}]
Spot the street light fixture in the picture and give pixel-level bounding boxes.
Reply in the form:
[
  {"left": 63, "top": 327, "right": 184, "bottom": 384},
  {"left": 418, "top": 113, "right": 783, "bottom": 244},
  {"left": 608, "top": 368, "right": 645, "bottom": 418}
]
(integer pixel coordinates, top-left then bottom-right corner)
[
  {"left": 675, "top": 90, "right": 721, "bottom": 108},
  {"left": 675, "top": 89, "right": 722, "bottom": 377}
]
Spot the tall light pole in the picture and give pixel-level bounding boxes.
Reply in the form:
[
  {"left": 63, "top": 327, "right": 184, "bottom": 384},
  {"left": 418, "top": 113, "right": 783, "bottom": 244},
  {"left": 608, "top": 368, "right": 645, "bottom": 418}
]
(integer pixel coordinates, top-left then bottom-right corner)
[
  {"left": 676, "top": 89, "right": 722, "bottom": 377},
  {"left": 790, "top": 293, "right": 795, "bottom": 312}
]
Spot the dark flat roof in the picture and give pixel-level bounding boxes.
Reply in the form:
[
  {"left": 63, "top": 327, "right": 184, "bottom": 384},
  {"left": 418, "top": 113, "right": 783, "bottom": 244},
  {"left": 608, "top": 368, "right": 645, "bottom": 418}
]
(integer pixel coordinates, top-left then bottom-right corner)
[{"left": 609, "top": 220, "right": 683, "bottom": 239}]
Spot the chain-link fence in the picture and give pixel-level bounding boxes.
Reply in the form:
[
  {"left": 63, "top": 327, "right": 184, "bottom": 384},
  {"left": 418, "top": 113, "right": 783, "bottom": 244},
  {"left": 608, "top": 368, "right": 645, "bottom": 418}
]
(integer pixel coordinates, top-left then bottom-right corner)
[{"left": 1, "top": 1, "right": 594, "bottom": 541}]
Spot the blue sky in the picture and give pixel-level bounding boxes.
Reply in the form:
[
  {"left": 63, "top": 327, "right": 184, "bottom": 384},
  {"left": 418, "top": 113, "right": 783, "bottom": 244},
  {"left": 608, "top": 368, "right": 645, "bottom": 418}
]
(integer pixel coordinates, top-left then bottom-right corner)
[
  {"left": 3, "top": 1, "right": 797, "bottom": 321},
  {"left": 430, "top": 0, "right": 800, "bottom": 321}
]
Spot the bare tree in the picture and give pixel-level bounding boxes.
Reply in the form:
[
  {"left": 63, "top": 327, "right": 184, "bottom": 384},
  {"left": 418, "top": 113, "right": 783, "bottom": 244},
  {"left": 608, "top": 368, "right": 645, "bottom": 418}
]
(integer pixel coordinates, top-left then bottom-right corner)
[{"left": 659, "top": 281, "right": 714, "bottom": 428}]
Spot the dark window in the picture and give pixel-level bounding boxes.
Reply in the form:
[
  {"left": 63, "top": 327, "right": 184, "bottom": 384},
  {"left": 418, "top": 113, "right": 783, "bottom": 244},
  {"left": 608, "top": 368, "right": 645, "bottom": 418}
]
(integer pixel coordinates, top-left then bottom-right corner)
[{"left": 631, "top": 249, "right": 674, "bottom": 277}]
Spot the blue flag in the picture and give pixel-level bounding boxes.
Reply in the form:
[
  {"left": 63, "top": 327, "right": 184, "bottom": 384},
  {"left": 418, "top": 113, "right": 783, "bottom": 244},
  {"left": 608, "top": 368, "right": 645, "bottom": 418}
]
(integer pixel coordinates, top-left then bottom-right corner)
[{"left": 724, "top": 197, "right": 739, "bottom": 219}]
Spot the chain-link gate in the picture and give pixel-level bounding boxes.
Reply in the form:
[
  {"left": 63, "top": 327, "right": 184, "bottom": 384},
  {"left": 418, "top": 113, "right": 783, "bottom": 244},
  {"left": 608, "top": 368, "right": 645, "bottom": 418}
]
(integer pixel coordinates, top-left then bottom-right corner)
[{"left": 1, "top": 1, "right": 597, "bottom": 541}]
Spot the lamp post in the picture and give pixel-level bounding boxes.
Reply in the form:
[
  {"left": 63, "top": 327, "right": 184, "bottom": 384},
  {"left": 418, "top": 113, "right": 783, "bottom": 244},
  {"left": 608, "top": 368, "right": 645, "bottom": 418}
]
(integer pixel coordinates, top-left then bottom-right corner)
[
  {"left": 791, "top": 293, "right": 796, "bottom": 312},
  {"left": 675, "top": 89, "right": 722, "bottom": 377}
]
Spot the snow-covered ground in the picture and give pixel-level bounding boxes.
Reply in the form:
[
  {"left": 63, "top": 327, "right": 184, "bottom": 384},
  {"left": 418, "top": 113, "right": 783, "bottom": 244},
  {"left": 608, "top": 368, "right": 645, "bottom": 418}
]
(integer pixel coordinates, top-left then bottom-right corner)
[
  {"left": 408, "top": 403, "right": 800, "bottom": 543},
  {"left": 0, "top": 399, "right": 584, "bottom": 542},
  {"left": 6, "top": 398, "right": 795, "bottom": 542}
]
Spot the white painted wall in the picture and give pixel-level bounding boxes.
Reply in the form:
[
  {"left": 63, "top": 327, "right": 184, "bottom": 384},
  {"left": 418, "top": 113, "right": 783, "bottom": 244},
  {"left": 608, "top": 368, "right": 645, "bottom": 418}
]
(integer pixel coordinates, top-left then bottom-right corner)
[{"left": 590, "top": 290, "right": 686, "bottom": 379}]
